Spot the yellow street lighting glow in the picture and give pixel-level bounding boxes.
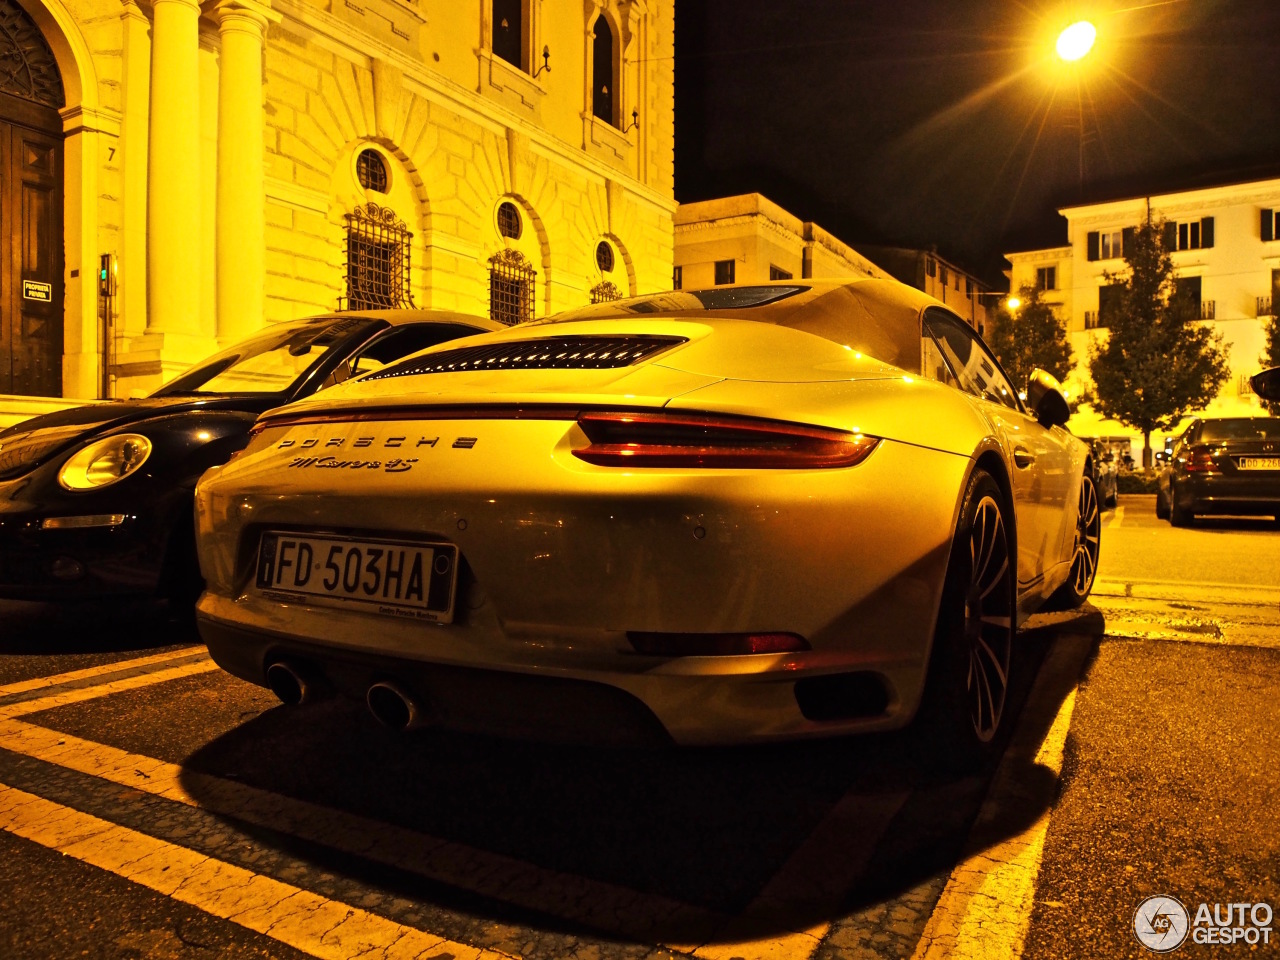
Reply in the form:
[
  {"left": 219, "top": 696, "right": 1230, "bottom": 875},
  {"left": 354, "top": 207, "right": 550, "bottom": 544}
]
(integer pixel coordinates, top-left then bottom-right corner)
[
  {"left": 1007, "top": 296, "right": 1022, "bottom": 310},
  {"left": 1056, "top": 21, "right": 1096, "bottom": 62}
]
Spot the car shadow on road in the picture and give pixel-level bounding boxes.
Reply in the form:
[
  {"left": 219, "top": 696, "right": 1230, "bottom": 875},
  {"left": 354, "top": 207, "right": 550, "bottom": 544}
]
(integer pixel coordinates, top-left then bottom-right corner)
[
  {"left": 176, "top": 617, "right": 1094, "bottom": 946},
  {"left": 0, "top": 599, "right": 199, "bottom": 655}
]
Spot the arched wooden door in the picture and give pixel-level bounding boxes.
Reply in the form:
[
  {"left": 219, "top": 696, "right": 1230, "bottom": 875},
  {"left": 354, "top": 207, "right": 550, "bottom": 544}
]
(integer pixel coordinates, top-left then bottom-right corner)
[{"left": 0, "top": 0, "right": 65, "bottom": 397}]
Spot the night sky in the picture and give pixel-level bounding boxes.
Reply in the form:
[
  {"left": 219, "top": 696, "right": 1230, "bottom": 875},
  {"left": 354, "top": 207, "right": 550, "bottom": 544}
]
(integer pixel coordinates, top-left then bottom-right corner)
[{"left": 674, "top": 0, "right": 1280, "bottom": 284}]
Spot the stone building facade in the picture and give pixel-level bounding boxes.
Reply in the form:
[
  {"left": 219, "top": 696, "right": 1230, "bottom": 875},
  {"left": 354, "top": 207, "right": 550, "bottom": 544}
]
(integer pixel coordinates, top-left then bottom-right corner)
[
  {"left": 0, "top": 0, "right": 675, "bottom": 423},
  {"left": 673, "top": 194, "right": 889, "bottom": 290},
  {"left": 1006, "top": 177, "right": 1280, "bottom": 453}
]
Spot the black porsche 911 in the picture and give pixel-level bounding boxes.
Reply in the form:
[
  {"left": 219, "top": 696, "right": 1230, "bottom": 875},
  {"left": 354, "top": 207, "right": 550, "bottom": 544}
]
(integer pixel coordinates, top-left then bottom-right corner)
[{"left": 0, "top": 309, "right": 498, "bottom": 603}]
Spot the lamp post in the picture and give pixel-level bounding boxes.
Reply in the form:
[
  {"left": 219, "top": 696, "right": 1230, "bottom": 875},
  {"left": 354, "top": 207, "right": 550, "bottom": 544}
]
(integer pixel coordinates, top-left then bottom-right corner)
[{"left": 1054, "top": 21, "right": 1097, "bottom": 198}]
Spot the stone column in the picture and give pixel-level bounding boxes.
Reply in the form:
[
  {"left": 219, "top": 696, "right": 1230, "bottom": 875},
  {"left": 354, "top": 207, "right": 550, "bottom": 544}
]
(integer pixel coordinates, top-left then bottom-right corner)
[
  {"left": 214, "top": 0, "right": 274, "bottom": 344},
  {"left": 146, "top": 0, "right": 202, "bottom": 335}
]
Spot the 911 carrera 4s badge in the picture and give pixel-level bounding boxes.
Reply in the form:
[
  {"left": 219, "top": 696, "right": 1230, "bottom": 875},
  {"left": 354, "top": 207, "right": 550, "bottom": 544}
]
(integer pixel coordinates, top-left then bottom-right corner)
[
  {"left": 255, "top": 531, "right": 457, "bottom": 622},
  {"left": 285, "top": 456, "right": 419, "bottom": 472}
]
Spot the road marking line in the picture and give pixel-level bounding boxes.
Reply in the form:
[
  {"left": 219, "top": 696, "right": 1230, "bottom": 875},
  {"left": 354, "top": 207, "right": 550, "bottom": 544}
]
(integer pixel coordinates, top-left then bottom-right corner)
[
  {"left": 0, "top": 659, "right": 219, "bottom": 720},
  {"left": 0, "top": 647, "right": 205, "bottom": 698},
  {"left": 0, "top": 782, "right": 518, "bottom": 960},
  {"left": 0, "top": 716, "right": 723, "bottom": 944},
  {"left": 682, "top": 790, "right": 910, "bottom": 960},
  {"left": 909, "top": 635, "right": 1091, "bottom": 960}
]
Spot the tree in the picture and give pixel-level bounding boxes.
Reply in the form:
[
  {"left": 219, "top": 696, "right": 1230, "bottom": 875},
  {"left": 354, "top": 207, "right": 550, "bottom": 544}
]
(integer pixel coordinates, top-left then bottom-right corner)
[
  {"left": 1262, "top": 313, "right": 1280, "bottom": 415},
  {"left": 1089, "top": 218, "right": 1230, "bottom": 465},
  {"left": 986, "top": 286, "right": 1074, "bottom": 390}
]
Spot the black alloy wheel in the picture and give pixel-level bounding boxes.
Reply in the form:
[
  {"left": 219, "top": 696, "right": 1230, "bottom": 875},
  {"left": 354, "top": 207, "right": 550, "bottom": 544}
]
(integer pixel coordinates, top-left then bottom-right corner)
[
  {"left": 919, "top": 470, "right": 1016, "bottom": 766},
  {"left": 1047, "top": 473, "right": 1101, "bottom": 609}
]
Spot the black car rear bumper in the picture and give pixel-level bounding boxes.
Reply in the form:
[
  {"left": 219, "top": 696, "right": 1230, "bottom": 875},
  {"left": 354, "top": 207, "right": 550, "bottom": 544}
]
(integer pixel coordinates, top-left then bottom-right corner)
[{"left": 1177, "top": 474, "right": 1280, "bottom": 516}]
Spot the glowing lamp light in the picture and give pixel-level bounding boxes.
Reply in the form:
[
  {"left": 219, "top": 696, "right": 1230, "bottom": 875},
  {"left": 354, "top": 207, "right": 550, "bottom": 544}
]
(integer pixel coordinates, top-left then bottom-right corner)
[
  {"left": 1056, "top": 21, "right": 1096, "bottom": 62},
  {"left": 1006, "top": 296, "right": 1022, "bottom": 311}
]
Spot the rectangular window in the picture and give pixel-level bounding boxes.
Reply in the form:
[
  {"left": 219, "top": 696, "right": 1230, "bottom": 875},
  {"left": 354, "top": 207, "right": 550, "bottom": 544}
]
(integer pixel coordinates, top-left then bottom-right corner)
[
  {"left": 714, "top": 259, "right": 735, "bottom": 285},
  {"left": 1173, "top": 217, "right": 1215, "bottom": 250},
  {"left": 939, "top": 266, "right": 949, "bottom": 287},
  {"left": 769, "top": 265, "right": 793, "bottom": 281},
  {"left": 1097, "top": 282, "right": 1124, "bottom": 326},
  {"left": 491, "top": 0, "right": 523, "bottom": 69},
  {"left": 965, "top": 278, "right": 973, "bottom": 297},
  {"left": 1263, "top": 208, "right": 1278, "bottom": 242},
  {"left": 925, "top": 258, "right": 937, "bottom": 278},
  {"left": 1100, "top": 230, "right": 1124, "bottom": 259},
  {"left": 342, "top": 203, "right": 413, "bottom": 311},
  {"left": 672, "top": 265, "right": 682, "bottom": 290},
  {"left": 1036, "top": 266, "right": 1056, "bottom": 291},
  {"left": 954, "top": 272, "right": 960, "bottom": 290}
]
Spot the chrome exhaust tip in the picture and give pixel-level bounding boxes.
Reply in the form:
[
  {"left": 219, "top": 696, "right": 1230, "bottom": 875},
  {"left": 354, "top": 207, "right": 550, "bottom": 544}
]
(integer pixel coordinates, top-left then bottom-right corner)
[
  {"left": 265, "top": 661, "right": 313, "bottom": 706},
  {"left": 366, "top": 681, "right": 426, "bottom": 731}
]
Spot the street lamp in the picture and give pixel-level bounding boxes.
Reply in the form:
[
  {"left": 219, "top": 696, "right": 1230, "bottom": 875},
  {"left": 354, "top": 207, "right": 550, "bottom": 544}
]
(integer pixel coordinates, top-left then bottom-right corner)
[
  {"left": 1056, "top": 21, "right": 1097, "bottom": 62},
  {"left": 1007, "top": 296, "right": 1022, "bottom": 311}
]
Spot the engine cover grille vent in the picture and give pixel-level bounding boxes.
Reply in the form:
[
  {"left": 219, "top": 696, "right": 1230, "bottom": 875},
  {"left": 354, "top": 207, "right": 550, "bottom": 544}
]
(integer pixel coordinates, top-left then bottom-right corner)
[{"left": 363, "top": 335, "right": 688, "bottom": 380}]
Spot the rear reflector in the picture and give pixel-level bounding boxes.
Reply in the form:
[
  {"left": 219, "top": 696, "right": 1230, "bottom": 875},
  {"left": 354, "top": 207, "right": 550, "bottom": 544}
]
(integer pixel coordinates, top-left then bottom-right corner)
[
  {"left": 573, "top": 412, "right": 879, "bottom": 469},
  {"left": 627, "top": 632, "right": 810, "bottom": 656}
]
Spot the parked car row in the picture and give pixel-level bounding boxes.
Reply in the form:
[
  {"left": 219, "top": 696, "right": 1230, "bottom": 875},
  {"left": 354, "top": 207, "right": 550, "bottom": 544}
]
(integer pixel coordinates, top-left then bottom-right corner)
[{"left": 1, "top": 279, "right": 1102, "bottom": 765}]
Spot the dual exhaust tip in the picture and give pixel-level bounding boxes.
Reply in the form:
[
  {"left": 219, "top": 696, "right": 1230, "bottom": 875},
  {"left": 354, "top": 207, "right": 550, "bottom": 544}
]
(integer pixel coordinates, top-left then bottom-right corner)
[{"left": 265, "top": 662, "right": 426, "bottom": 732}]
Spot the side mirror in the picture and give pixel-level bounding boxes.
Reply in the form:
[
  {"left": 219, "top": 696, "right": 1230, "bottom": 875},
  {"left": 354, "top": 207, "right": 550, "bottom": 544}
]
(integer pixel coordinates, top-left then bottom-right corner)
[
  {"left": 1251, "top": 366, "right": 1280, "bottom": 401},
  {"left": 1025, "top": 368, "right": 1070, "bottom": 428}
]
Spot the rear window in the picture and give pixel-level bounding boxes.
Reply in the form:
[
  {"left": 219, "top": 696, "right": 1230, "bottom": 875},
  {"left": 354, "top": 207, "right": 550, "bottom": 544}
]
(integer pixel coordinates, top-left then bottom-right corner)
[{"left": 1199, "top": 419, "right": 1280, "bottom": 442}]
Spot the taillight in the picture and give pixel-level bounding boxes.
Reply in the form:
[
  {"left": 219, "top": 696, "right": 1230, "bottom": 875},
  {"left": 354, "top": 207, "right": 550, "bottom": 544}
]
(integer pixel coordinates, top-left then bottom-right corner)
[
  {"left": 572, "top": 412, "right": 879, "bottom": 469},
  {"left": 627, "top": 632, "right": 810, "bottom": 656},
  {"left": 1183, "top": 446, "right": 1218, "bottom": 473}
]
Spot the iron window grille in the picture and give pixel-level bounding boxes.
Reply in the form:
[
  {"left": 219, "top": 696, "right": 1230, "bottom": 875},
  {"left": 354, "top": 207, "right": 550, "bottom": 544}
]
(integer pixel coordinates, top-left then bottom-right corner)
[
  {"left": 497, "top": 201, "right": 522, "bottom": 239},
  {"left": 489, "top": 248, "right": 535, "bottom": 325},
  {"left": 714, "top": 259, "right": 735, "bottom": 285},
  {"left": 340, "top": 202, "right": 413, "bottom": 311},
  {"left": 590, "top": 281, "right": 621, "bottom": 304}
]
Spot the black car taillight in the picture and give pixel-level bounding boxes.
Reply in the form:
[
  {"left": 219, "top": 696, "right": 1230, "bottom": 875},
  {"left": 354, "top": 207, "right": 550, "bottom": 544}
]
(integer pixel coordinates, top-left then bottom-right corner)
[
  {"left": 572, "top": 412, "right": 879, "bottom": 469},
  {"left": 1183, "top": 446, "right": 1219, "bottom": 473}
]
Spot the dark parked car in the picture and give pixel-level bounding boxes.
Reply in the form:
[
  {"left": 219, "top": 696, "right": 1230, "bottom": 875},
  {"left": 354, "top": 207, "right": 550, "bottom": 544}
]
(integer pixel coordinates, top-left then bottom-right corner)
[
  {"left": 1155, "top": 399, "right": 1280, "bottom": 527},
  {"left": 0, "top": 310, "right": 498, "bottom": 603},
  {"left": 1088, "top": 440, "right": 1118, "bottom": 507}
]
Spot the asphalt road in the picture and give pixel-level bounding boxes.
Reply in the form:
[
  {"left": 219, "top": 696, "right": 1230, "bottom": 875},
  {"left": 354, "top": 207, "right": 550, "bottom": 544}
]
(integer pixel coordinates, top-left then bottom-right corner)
[{"left": 0, "top": 495, "right": 1276, "bottom": 960}]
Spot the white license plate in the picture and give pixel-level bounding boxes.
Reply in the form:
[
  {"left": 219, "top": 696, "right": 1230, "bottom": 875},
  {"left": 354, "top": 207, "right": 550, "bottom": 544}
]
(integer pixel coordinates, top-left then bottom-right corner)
[
  {"left": 1237, "top": 457, "right": 1280, "bottom": 471},
  {"left": 255, "top": 532, "right": 457, "bottom": 622}
]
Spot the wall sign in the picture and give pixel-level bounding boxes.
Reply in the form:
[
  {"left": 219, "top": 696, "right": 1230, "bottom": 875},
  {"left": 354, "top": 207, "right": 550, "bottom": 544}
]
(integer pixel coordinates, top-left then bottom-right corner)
[{"left": 22, "top": 280, "right": 52, "bottom": 302}]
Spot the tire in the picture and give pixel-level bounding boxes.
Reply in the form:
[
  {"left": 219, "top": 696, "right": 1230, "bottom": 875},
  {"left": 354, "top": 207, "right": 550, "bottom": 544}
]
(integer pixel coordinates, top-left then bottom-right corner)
[
  {"left": 1046, "top": 473, "right": 1101, "bottom": 610},
  {"left": 1155, "top": 487, "right": 1170, "bottom": 520},
  {"left": 1169, "top": 483, "right": 1193, "bottom": 527},
  {"left": 156, "top": 503, "right": 206, "bottom": 611},
  {"left": 916, "top": 469, "right": 1016, "bottom": 770}
]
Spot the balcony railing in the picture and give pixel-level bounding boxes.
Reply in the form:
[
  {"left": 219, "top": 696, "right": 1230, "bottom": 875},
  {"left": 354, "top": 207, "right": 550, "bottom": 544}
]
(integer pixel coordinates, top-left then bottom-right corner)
[
  {"left": 1199, "top": 300, "right": 1216, "bottom": 320},
  {"left": 1084, "top": 310, "right": 1104, "bottom": 330},
  {"left": 1259, "top": 296, "right": 1274, "bottom": 318}
]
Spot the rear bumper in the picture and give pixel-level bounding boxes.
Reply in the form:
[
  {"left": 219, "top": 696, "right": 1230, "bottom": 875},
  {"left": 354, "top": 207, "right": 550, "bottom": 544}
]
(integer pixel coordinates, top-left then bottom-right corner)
[
  {"left": 1178, "top": 474, "right": 1280, "bottom": 516},
  {"left": 196, "top": 601, "right": 916, "bottom": 746}
]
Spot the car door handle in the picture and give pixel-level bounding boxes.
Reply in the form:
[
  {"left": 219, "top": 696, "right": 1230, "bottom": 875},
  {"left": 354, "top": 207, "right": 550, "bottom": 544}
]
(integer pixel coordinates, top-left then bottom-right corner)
[{"left": 1013, "top": 447, "right": 1036, "bottom": 469}]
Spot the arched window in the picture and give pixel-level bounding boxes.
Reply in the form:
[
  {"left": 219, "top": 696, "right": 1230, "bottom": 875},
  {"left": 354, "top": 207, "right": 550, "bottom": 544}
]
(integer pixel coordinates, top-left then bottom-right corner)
[
  {"left": 591, "top": 16, "right": 613, "bottom": 125},
  {"left": 497, "top": 201, "right": 523, "bottom": 239},
  {"left": 492, "top": 0, "right": 523, "bottom": 69},
  {"left": 356, "top": 149, "right": 388, "bottom": 193},
  {"left": 341, "top": 203, "right": 413, "bottom": 310},
  {"left": 595, "top": 241, "right": 615, "bottom": 273},
  {"left": 489, "top": 249, "right": 535, "bottom": 325}
]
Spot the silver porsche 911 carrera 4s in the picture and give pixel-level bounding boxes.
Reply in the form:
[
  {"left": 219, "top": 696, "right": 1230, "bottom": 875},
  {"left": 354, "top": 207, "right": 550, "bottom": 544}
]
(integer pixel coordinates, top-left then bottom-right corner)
[{"left": 193, "top": 280, "right": 1099, "bottom": 761}]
